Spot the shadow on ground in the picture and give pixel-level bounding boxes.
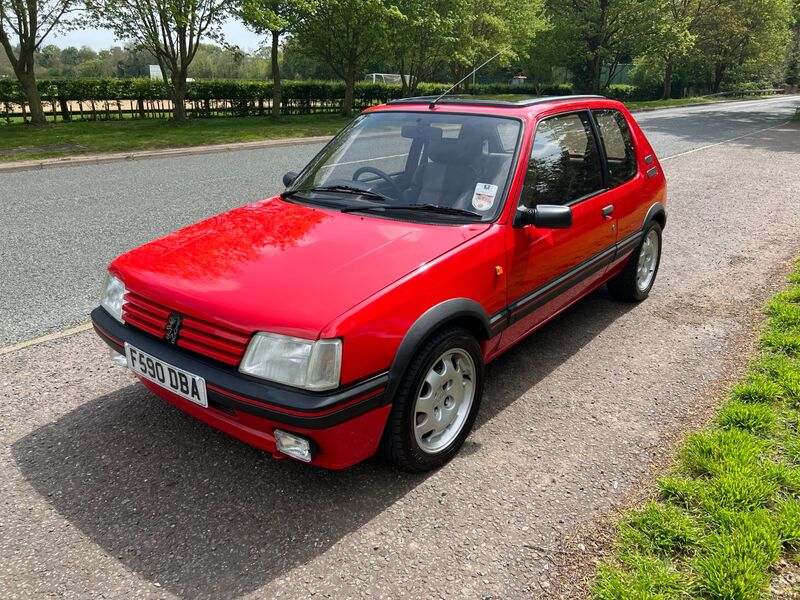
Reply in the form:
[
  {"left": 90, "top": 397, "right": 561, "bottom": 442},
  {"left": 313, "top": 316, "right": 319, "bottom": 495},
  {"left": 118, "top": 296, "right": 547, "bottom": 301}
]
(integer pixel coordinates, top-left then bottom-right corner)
[{"left": 13, "top": 288, "right": 633, "bottom": 598}]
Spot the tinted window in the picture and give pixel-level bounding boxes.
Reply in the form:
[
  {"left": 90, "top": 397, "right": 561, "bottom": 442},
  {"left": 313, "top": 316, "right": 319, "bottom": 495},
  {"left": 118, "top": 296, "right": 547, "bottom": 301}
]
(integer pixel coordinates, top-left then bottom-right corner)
[
  {"left": 593, "top": 109, "right": 637, "bottom": 186},
  {"left": 521, "top": 112, "right": 603, "bottom": 207}
]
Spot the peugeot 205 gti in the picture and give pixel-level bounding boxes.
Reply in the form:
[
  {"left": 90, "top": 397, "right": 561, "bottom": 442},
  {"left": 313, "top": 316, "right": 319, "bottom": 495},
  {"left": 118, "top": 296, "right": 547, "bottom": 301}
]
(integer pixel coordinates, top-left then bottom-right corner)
[{"left": 93, "top": 95, "right": 667, "bottom": 471}]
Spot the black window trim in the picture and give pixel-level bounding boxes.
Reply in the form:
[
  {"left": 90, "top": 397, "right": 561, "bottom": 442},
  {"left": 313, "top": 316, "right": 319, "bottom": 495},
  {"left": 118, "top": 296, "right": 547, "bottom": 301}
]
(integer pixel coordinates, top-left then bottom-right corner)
[
  {"left": 590, "top": 108, "right": 639, "bottom": 189},
  {"left": 520, "top": 108, "right": 610, "bottom": 209}
]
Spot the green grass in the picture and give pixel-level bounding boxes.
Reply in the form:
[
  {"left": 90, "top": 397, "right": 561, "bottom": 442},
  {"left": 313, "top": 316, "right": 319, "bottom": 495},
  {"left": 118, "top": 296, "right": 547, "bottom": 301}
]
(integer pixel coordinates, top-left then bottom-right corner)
[
  {"left": 0, "top": 114, "right": 349, "bottom": 162},
  {"left": 592, "top": 259, "right": 800, "bottom": 600},
  {"left": 793, "top": 109, "right": 800, "bottom": 122}
]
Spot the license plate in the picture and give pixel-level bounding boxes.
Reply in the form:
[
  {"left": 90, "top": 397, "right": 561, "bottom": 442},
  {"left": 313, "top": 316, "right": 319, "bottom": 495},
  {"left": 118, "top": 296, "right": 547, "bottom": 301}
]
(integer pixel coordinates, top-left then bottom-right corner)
[{"left": 124, "top": 342, "right": 208, "bottom": 408}]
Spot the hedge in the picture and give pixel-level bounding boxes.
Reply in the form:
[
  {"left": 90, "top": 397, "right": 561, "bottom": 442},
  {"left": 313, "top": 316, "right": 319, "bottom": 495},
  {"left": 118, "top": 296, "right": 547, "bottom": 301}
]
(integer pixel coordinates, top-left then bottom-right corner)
[{"left": 0, "top": 77, "right": 651, "bottom": 122}]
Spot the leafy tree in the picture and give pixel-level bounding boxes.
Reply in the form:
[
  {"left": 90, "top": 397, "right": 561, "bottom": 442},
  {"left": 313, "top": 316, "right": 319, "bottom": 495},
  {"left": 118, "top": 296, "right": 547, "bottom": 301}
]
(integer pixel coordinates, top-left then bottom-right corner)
[
  {"left": 236, "top": 0, "right": 304, "bottom": 116},
  {"left": 694, "top": 0, "right": 792, "bottom": 92},
  {"left": 87, "top": 0, "right": 230, "bottom": 121},
  {"left": 293, "top": 0, "right": 398, "bottom": 116},
  {"left": 545, "top": 0, "right": 656, "bottom": 94},
  {"left": 386, "top": 0, "right": 458, "bottom": 95},
  {"left": 443, "top": 0, "right": 546, "bottom": 90},
  {"left": 0, "top": 0, "right": 76, "bottom": 125}
]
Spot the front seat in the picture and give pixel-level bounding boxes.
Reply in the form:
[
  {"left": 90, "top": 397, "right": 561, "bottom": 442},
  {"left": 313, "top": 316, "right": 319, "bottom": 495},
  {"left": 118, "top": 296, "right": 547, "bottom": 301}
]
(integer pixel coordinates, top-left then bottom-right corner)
[{"left": 406, "top": 136, "right": 483, "bottom": 209}]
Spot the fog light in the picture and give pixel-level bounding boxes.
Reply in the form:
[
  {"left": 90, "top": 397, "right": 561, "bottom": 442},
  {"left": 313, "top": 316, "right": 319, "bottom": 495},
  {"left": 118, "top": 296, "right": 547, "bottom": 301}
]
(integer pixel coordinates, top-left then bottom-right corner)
[
  {"left": 109, "top": 348, "right": 127, "bottom": 367},
  {"left": 274, "top": 429, "right": 314, "bottom": 463}
]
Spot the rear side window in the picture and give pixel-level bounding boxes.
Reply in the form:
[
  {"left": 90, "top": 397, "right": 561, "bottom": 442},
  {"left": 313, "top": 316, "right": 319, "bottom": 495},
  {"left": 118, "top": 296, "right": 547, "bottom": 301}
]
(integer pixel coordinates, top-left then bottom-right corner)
[
  {"left": 593, "top": 110, "right": 637, "bottom": 186},
  {"left": 521, "top": 112, "right": 603, "bottom": 207}
]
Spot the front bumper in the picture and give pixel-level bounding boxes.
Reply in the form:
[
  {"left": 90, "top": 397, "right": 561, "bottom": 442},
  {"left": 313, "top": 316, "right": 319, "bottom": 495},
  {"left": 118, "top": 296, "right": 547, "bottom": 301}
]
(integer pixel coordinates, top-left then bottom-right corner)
[{"left": 91, "top": 307, "right": 391, "bottom": 469}]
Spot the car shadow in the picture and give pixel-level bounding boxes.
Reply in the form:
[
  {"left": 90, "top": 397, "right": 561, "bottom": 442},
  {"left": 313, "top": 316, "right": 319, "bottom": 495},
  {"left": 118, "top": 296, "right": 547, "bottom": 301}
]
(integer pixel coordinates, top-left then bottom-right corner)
[{"left": 13, "top": 287, "right": 635, "bottom": 598}]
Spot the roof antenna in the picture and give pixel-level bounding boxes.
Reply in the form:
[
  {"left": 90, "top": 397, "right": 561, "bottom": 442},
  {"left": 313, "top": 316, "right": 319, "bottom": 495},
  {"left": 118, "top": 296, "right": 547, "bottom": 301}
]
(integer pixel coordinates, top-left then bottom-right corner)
[{"left": 429, "top": 46, "right": 512, "bottom": 109}]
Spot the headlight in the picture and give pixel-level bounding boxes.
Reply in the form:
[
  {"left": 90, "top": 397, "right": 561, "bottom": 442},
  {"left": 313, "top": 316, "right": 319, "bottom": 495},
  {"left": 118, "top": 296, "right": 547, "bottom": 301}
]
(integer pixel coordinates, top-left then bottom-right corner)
[
  {"left": 239, "top": 333, "right": 342, "bottom": 391},
  {"left": 100, "top": 272, "right": 127, "bottom": 323}
]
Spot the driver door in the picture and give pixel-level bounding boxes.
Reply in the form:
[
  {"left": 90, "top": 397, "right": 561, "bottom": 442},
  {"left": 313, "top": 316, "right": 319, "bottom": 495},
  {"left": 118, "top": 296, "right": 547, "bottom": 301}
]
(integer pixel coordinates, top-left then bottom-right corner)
[{"left": 500, "top": 110, "right": 617, "bottom": 349}]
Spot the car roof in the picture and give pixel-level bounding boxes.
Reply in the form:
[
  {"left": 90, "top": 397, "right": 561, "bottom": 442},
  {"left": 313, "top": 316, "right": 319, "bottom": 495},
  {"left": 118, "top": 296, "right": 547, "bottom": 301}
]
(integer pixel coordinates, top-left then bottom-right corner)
[{"left": 385, "top": 94, "right": 606, "bottom": 110}]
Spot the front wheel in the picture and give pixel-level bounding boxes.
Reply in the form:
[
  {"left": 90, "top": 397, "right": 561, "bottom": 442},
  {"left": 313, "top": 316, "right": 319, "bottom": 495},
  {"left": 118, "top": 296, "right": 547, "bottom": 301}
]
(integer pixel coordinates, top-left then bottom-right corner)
[
  {"left": 608, "top": 222, "right": 662, "bottom": 302},
  {"left": 381, "top": 327, "right": 484, "bottom": 472}
]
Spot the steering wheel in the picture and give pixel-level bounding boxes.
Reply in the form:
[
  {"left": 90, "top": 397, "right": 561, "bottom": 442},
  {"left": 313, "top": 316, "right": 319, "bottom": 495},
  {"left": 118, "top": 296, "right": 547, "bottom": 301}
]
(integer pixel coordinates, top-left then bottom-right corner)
[{"left": 352, "top": 166, "right": 404, "bottom": 198}]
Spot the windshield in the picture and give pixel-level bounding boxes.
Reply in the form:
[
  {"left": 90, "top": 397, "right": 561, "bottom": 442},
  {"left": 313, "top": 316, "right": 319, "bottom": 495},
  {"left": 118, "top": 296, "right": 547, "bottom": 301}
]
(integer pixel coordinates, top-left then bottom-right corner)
[{"left": 286, "top": 111, "right": 522, "bottom": 222}]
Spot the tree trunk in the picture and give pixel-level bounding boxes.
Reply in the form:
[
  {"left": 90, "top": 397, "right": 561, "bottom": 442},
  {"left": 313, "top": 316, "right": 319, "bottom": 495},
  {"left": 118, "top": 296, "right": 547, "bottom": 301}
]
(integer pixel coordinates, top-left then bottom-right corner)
[
  {"left": 712, "top": 63, "right": 724, "bottom": 94},
  {"left": 172, "top": 78, "right": 187, "bottom": 122},
  {"left": 16, "top": 70, "right": 46, "bottom": 126},
  {"left": 342, "top": 69, "right": 355, "bottom": 117},
  {"left": 271, "top": 30, "right": 282, "bottom": 118},
  {"left": 662, "top": 61, "right": 673, "bottom": 100}
]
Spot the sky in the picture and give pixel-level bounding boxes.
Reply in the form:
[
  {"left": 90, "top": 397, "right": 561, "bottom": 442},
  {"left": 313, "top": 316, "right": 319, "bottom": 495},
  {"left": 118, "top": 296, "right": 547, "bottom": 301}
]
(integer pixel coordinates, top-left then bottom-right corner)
[{"left": 49, "top": 20, "right": 265, "bottom": 52}]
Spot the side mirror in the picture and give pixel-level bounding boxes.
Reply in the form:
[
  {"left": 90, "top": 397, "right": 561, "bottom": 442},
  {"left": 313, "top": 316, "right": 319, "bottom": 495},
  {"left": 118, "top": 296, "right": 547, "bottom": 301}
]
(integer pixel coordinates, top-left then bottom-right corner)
[
  {"left": 514, "top": 205, "right": 572, "bottom": 229},
  {"left": 282, "top": 171, "right": 299, "bottom": 187}
]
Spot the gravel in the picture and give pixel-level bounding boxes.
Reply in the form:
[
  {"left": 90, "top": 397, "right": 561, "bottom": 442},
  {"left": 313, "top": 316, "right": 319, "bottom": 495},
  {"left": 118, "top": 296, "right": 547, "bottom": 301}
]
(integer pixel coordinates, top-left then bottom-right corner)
[
  {"left": 0, "top": 116, "right": 799, "bottom": 597},
  {"left": 0, "top": 95, "right": 798, "bottom": 347}
]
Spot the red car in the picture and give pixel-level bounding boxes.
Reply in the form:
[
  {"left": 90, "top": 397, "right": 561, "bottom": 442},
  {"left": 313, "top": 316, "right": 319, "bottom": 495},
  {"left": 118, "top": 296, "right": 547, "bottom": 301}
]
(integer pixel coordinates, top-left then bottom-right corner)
[{"left": 93, "top": 95, "right": 666, "bottom": 471}]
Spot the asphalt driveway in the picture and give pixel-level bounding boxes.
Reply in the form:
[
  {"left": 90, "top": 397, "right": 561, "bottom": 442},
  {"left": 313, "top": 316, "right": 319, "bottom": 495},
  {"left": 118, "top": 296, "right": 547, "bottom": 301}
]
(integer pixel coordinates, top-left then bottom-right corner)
[{"left": 1, "top": 115, "right": 799, "bottom": 597}]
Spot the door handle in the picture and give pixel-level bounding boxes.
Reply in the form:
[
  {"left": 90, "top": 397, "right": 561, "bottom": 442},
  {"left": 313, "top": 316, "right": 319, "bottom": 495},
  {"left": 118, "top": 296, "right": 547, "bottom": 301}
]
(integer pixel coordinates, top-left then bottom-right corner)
[{"left": 602, "top": 205, "right": 614, "bottom": 219}]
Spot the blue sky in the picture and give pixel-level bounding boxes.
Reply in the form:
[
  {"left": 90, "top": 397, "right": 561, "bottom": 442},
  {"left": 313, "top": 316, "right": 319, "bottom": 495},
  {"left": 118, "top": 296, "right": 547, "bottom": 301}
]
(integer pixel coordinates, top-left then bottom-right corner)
[{"left": 49, "top": 20, "right": 265, "bottom": 52}]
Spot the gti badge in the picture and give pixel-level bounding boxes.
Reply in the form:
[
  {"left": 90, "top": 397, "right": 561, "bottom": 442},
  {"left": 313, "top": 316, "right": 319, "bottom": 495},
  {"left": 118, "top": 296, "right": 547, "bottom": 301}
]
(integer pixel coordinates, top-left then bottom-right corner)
[{"left": 165, "top": 313, "right": 183, "bottom": 345}]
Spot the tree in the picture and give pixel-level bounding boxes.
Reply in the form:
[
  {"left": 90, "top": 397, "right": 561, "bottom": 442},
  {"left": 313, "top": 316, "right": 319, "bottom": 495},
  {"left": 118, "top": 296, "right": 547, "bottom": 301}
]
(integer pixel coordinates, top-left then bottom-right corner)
[
  {"left": 386, "top": 0, "right": 458, "bottom": 95},
  {"left": 444, "top": 0, "right": 546, "bottom": 90},
  {"left": 236, "top": 0, "right": 304, "bottom": 116},
  {"left": 0, "top": 0, "right": 76, "bottom": 125},
  {"left": 293, "top": 0, "right": 397, "bottom": 116},
  {"left": 694, "top": 0, "right": 792, "bottom": 92},
  {"left": 88, "top": 0, "right": 230, "bottom": 121},
  {"left": 545, "top": 0, "right": 656, "bottom": 94}
]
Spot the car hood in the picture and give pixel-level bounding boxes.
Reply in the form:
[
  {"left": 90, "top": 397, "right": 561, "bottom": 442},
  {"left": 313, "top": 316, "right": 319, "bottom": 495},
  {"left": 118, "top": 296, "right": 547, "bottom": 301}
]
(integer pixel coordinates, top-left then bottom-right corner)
[{"left": 112, "top": 197, "right": 489, "bottom": 338}]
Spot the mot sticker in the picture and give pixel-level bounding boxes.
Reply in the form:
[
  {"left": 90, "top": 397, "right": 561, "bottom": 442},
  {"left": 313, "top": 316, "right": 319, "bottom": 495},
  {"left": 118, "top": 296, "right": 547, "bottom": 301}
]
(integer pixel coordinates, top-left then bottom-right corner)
[{"left": 471, "top": 183, "right": 498, "bottom": 211}]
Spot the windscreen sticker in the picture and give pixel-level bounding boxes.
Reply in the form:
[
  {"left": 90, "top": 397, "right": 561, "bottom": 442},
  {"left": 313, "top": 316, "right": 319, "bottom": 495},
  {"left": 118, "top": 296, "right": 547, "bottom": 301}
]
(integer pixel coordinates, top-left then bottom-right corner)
[{"left": 471, "top": 183, "right": 498, "bottom": 211}]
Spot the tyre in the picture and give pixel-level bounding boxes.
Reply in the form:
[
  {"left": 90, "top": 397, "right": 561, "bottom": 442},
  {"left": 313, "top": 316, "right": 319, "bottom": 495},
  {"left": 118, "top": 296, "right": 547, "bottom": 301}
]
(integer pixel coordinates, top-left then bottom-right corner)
[
  {"left": 381, "top": 327, "right": 484, "bottom": 472},
  {"left": 608, "top": 222, "right": 662, "bottom": 302}
]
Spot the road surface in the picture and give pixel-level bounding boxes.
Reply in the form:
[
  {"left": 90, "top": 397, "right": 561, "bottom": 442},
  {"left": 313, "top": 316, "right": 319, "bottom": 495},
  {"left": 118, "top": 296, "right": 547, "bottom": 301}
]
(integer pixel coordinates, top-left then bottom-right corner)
[
  {"left": 0, "top": 97, "right": 799, "bottom": 598},
  {"left": 0, "top": 95, "right": 798, "bottom": 347}
]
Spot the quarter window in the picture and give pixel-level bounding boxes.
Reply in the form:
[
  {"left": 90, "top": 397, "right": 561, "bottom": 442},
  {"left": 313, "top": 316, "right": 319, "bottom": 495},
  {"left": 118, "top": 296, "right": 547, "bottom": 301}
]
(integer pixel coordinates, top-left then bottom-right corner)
[
  {"left": 593, "top": 110, "right": 637, "bottom": 186},
  {"left": 521, "top": 112, "right": 603, "bottom": 207}
]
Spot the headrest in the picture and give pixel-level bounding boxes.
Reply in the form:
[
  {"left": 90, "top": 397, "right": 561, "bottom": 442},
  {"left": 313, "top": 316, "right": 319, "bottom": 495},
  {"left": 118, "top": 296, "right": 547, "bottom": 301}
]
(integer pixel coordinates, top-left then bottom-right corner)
[
  {"left": 401, "top": 124, "right": 443, "bottom": 141},
  {"left": 429, "top": 136, "right": 485, "bottom": 165}
]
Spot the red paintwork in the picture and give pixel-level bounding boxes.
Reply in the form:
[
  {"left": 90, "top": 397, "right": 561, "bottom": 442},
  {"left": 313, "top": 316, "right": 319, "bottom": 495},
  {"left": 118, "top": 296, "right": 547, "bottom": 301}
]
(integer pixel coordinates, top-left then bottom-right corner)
[
  {"left": 139, "top": 378, "right": 392, "bottom": 470},
  {"left": 107, "top": 97, "right": 666, "bottom": 468}
]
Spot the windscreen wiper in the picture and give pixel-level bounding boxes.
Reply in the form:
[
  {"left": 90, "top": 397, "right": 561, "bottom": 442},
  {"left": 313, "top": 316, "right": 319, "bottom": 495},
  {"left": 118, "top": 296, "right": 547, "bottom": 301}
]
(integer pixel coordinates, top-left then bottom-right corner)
[
  {"left": 282, "top": 185, "right": 392, "bottom": 203},
  {"left": 341, "top": 203, "right": 483, "bottom": 219}
]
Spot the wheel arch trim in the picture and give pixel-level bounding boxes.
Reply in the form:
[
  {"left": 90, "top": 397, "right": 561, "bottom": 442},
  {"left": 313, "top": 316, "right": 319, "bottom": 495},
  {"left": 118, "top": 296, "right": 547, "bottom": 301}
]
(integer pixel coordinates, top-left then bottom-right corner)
[
  {"left": 383, "top": 298, "right": 492, "bottom": 405},
  {"left": 643, "top": 202, "right": 667, "bottom": 230}
]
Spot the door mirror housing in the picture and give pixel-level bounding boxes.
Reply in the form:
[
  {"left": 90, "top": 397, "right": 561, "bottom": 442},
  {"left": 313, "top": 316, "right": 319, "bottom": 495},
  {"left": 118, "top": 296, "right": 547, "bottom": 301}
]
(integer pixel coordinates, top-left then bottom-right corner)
[
  {"left": 514, "top": 205, "right": 572, "bottom": 229},
  {"left": 283, "top": 171, "right": 299, "bottom": 187}
]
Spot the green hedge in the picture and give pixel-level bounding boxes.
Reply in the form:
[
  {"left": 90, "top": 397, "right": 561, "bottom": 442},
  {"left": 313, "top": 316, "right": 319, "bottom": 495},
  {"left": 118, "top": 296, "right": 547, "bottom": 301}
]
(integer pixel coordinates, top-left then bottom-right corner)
[{"left": 2, "top": 77, "right": 653, "bottom": 121}]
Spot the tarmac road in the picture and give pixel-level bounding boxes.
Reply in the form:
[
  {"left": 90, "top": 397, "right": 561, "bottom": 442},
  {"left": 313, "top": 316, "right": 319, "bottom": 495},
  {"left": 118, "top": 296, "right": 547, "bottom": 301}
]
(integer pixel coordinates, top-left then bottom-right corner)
[
  {"left": 0, "top": 95, "right": 798, "bottom": 347},
  {"left": 1, "top": 100, "right": 800, "bottom": 599}
]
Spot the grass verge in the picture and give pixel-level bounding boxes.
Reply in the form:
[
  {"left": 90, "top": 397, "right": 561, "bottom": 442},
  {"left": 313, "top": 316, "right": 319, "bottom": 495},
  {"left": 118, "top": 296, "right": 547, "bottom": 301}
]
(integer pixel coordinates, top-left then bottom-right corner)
[
  {"left": 592, "top": 259, "right": 800, "bottom": 600},
  {"left": 793, "top": 109, "right": 800, "bottom": 122},
  {"left": 0, "top": 114, "right": 348, "bottom": 162}
]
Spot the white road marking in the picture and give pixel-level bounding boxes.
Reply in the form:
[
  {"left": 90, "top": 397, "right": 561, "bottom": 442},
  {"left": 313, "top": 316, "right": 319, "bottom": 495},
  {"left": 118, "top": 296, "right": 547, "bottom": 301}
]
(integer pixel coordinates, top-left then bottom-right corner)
[{"left": 0, "top": 322, "right": 92, "bottom": 356}]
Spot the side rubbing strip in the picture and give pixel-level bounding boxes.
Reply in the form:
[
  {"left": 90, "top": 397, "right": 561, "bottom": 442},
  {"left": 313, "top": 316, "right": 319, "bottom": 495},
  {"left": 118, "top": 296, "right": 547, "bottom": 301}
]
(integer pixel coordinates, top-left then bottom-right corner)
[
  {"left": 647, "top": 166, "right": 659, "bottom": 179},
  {"left": 644, "top": 155, "right": 654, "bottom": 165}
]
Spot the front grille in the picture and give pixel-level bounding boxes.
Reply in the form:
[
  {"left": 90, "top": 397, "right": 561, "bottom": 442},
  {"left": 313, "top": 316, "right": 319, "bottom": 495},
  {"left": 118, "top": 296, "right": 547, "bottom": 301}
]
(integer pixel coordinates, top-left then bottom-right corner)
[{"left": 122, "top": 292, "right": 251, "bottom": 366}]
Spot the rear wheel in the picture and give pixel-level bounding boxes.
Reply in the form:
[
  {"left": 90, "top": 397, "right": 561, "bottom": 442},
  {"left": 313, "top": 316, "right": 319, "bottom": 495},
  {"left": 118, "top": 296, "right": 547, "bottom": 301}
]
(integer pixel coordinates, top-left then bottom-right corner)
[
  {"left": 381, "top": 327, "right": 484, "bottom": 472},
  {"left": 608, "top": 222, "right": 662, "bottom": 302}
]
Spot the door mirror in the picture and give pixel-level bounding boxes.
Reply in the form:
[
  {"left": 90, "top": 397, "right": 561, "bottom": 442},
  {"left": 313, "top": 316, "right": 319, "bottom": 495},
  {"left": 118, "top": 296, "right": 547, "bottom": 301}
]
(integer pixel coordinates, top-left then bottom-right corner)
[
  {"left": 282, "top": 171, "right": 299, "bottom": 187},
  {"left": 514, "top": 205, "right": 572, "bottom": 229}
]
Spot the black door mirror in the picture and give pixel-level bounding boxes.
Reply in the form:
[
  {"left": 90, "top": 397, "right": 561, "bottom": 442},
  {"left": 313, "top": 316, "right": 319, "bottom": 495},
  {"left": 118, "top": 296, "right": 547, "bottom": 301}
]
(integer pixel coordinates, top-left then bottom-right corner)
[
  {"left": 283, "top": 171, "right": 299, "bottom": 187},
  {"left": 514, "top": 205, "right": 572, "bottom": 229}
]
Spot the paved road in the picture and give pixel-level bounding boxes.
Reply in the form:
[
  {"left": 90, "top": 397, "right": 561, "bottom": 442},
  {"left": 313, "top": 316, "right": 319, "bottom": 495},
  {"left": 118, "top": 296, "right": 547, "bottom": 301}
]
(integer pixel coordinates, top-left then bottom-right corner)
[
  {"left": 2, "top": 121, "right": 799, "bottom": 598},
  {"left": 1, "top": 95, "right": 798, "bottom": 347}
]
